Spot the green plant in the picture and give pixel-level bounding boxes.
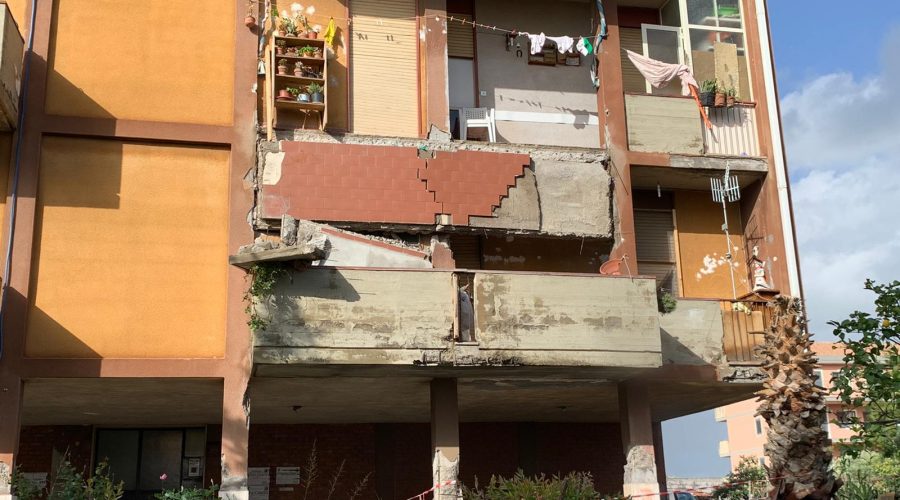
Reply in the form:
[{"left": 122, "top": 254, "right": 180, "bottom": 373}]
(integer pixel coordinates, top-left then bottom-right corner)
[
  {"left": 154, "top": 482, "right": 219, "bottom": 500},
  {"left": 830, "top": 280, "right": 900, "bottom": 458},
  {"left": 836, "top": 472, "right": 881, "bottom": 500},
  {"left": 657, "top": 289, "right": 677, "bottom": 314},
  {"left": 462, "top": 470, "right": 604, "bottom": 499},
  {"left": 711, "top": 456, "right": 767, "bottom": 500},
  {"left": 299, "top": 46, "right": 316, "bottom": 56},
  {"left": 278, "top": 59, "right": 288, "bottom": 68},
  {"left": 244, "top": 262, "right": 288, "bottom": 331},
  {"left": 9, "top": 469, "right": 43, "bottom": 500},
  {"left": 700, "top": 79, "right": 717, "bottom": 93},
  {"left": 275, "top": 39, "right": 286, "bottom": 48},
  {"left": 726, "top": 87, "right": 738, "bottom": 98},
  {"left": 297, "top": 441, "right": 371, "bottom": 500},
  {"left": 46, "top": 457, "right": 124, "bottom": 500},
  {"left": 286, "top": 86, "right": 301, "bottom": 96},
  {"left": 835, "top": 452, "right": 900, "bottom": 497},
  {"left": 306, "top": 82, "right": 324, "bottom": 94}
]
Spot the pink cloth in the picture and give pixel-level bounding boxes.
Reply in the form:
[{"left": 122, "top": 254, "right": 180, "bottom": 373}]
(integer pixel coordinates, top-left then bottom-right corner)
[{"left": 625, "top": 50, "right": 698, "bottom": 96}]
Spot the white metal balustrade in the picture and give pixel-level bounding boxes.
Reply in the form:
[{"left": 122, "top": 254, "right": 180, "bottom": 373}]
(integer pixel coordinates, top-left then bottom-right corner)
[{"left": 702, "top": 104, "right": 760, "bottom": 157}]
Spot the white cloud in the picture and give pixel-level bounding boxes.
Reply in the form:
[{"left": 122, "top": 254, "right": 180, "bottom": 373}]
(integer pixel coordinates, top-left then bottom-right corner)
[{"left": 783, "top": 26, "right": 900, "bottom": 336}]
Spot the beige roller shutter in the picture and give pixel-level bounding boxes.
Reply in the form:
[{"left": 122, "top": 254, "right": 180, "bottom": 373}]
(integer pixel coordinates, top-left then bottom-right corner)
[
  {"left": 447, "top": 14, "right": 474, "bottom": 58},
  {"left": 620, "top": 28, "right": 646, "bottom": 94},
  {"left": 634, "top": 209, "right": 678, "bottom": 294},
  {"left": 351, "top": 0, "right": 419, "bottom": 137}
]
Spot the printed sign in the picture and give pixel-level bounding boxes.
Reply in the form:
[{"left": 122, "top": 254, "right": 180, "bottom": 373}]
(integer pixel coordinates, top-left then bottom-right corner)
[
  {"left": 248, "top": 467, "right": 270, "bottom": 500},
  {"left": 275, "top": 466, "right": 301, "bottom": 485},
  {"left": 23, "top": 472, "right": 48, "bottom": 490}
]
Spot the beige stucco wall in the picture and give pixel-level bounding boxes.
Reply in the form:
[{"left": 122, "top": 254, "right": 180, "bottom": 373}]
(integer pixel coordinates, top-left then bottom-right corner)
[
  {"left": 254, "top": 268, "right": 455, "bottom": 364},
  {"left": 659, "top": 299, "right": 725, "bottom": 366},
  {"left": 474, "top": 273, "right": 661, "bottom": 367},
  {"left": 625, "top": 95, "right": 703, "bottom": 154},
  {"left": 26, "top": 137, "right": 230, "bottom": 358},
  {"left": 474, "top": 0, "right": 599, "bottom": 148},
  {"left": 45, "top": 0, "right": 235, "bottom": 125}
]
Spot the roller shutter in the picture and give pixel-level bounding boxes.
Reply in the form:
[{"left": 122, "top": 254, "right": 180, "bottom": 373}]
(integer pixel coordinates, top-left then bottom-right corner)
[
  {"left": 634, "top": 209, "right": 678, "bottom": 294},
  {"left": 620, "top": 28, "right": 646, "bottom": 94},
  {"left": 350, "top": 0, "right": 419, "bottom": 137},
  {"left": 447, "top": 14, "right": 474, "bottom": 58}
]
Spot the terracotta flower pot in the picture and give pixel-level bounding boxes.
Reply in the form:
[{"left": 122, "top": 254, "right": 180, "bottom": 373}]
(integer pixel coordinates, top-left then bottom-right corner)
[
  {"left": 244, "top": 16, "right": 257, "bottom": 28},
  {"left": 726, "top": 96, "right": 736, "bottom": 107},
  {"left": 293, "top": 69, "right": 303, "bottom": 77},
  {"left": 277, "top": 65, "right": 287, "bottom": 75},
  {"left": 277, "top": 89, "right": 291, "bottom": 100},
  {"left": 275, "top": 46, "right": 284, "bottom": 55},
  {"left": 307, "top": 31, "right": 318, "bottom": 39},
  {"left": 714, "top": 92, "right": 726, "bottom": 107}
]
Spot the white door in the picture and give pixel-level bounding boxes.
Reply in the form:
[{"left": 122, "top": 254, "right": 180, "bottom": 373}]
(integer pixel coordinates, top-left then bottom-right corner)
[{"left": 641, "top": 24, "right": 684, "bottom": 95}]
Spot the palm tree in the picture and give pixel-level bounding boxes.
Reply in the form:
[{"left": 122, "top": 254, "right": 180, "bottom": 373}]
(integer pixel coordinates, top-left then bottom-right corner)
[{"left": 754, "top": 296, "right": 840, "bottom": 499}]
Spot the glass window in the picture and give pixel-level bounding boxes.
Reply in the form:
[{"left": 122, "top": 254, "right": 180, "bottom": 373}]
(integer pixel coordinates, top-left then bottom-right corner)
[
  {"left": 95, "top": 430, "right": 140, "bottom": 490},
  {"left": 661, "top": 0, "right": 681, "bottom": 27},
  {"left": 689, "top": 29, "right": 745, "bottom": 55},
  {"left": 139, "top": 430, "right": 184, "bottom": 490},
  {"left": 687, "top": 0, "right": 742, "bottom": 28},
  {"left": 755, "top": 417, "right": 763, "bottom": 435}
]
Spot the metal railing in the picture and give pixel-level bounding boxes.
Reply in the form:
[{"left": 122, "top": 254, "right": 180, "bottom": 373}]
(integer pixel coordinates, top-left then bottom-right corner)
[{"left": 703, "top": 104, "right": 760, "bottom": 157}]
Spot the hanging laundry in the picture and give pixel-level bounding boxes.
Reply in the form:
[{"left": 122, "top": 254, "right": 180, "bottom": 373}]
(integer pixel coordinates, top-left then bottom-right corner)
[
  {"left": 577, "top": 36, "right": 593, "bottom": 56},
  {"left": 322, "top": 17, "right": 337, "bottom": 47},
  {"left": 521, "top": 32, "right": 546, "bottom": 55},
  {"left": 625, "top": 49, "right": 698, "bottom": 95},
  {"left": 546, "top": 35, "right": 575, "bottom": 54}
]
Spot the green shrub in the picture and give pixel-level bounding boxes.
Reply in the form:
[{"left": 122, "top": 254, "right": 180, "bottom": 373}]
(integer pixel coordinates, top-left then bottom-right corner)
[
  {"left": 711, "top": 457, "right": 767, "bottom": 500},
  {"left": 10, "top": 469, "right": 43, "bottom": 500},
  {"left": 461, "top": 470, "right": 624, "bottom": 500},
  {"left": 47, "top": 458, "right": 124, "bottom": 500},
  {"left": 154, "top": 483, "right": 219, "bottom": 500}
]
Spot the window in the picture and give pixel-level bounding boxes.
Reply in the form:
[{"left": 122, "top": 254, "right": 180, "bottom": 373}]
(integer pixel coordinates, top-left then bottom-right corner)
[
  {"left": 754, "top": 417, "right": 763, "bottom": 435},
  {"left": 836, "top": 410, "right": 857, "bottom": 428},
  {"left": 679, "top": 0, "right": 752, "bottom": 100},
  {"left": 95, "top": 428, "right": 207, "bottom": 497},
  {"left": 813, "top": 370, "right": 824, "bottom": 389},
  {"left": 634, "top": 209, "right": 679, "bottom": 296},
  {"left": 758, "top": 456, "right": 765, "bottom": 467}
]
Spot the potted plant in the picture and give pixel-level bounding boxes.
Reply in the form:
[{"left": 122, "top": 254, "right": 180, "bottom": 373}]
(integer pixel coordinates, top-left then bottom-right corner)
[
  {"left": 277, "top": 59, "right": 289, "bottom": 75},
  {"left": 307, "top": 24, "right": 321, "bottom": 39},
  {"left": 726, "top": 87, "right": 738, "bottom": 107},
  {"left": 278, "top": 88, "right": 293, "bottom": 100},
  {"left": 245, "top": 11, "right": 257, "bottom": 28},
  {"left": 293, "top": 61, "right": 304, "bottom": 77},
  {"left": 287, "top": 46, "right": 298, "bottom": 56},
  {"left": 699, "top": 79, "right": 716, "bottom": 107},
  {"left": 275, "top": 40, "right": 286, "bottom": 55},
  {"left": 296, "top": 88, "right": 311, "bottom": 103},
  {"left": 307, "top": 82, "right": 324, "bottom": 103},
  {"left": 280, "top": 12, "right": 299, "bottom": 37},
  {"left": 299, "top": 46, "right": 316, "bottom": 58},
  {"left": 714, "top": 81, "right": 727, "bottom": 107},
  {"left": 312, "top": 47, "right": 323, "bottom": 58}
]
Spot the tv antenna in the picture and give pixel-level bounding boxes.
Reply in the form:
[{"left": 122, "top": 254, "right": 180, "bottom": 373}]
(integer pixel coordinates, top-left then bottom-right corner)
[{"left": 710, "top": 165, "right": 740, "bottom": 299}]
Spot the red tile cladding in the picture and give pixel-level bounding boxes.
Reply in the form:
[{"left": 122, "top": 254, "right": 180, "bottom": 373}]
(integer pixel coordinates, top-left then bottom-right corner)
[{"left": 261, "top": 143, "right": 530, "bottom": 225}]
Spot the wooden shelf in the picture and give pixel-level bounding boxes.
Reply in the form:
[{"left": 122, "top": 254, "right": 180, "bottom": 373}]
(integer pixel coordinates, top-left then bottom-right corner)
[
  {"left": 274, "top": 74, "right": 325, "bottom": 83},
  {"left": 274, "top": 35, "right": 326, "bottom": 46},
  {"left": 274, "top": 55, "right": 325, "bottom": 64},
  {"left": 275, "top": 100, "right": 326, "bottom": 111}
]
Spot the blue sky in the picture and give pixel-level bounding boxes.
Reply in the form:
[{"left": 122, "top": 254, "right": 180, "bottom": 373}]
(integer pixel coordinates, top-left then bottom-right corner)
[{"left": 663, "top": 1, "right": 900, "bottom": 478}]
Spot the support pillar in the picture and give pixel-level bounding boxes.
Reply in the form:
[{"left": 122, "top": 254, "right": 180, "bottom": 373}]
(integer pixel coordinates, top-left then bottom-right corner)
[
  {"left": 219, "top": 375, "right": 250, "bottom": 500},
  {"left": 652, "top": 422, "right": 667, "bottom": 496},
  {"left": 619, "top": 381, "right": 660, "bottom": 500},
  {"left": 430, "top": 378, "right": 460, "bottom": 500},
  {"left": 422, "top": 0, "right": 450, "bottom": 135},
  {"left": 0, "top": 375, "right": 23, "bottom": 500}
]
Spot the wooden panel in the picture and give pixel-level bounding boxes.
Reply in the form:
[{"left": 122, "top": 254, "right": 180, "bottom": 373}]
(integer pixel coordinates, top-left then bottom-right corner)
[
  {"left": 447, "top": 13, "right": 474, "bottom": 58},
  {"left": 625, "top": 94, "right": 703, "bottom": 154},
  {"left": 720, "top": 299, "right": 771, "bottom": 363},
  {"left": 350, "top": 0, "right": 419, "bottom": 137}
]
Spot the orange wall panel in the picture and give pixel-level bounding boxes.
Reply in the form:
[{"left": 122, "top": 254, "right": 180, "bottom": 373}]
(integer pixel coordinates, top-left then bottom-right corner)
[
  {"left": 4, "top": 0, "right": 27, "bottom": 33},
  {"left": 26, "top": 137, "right": 230, "bottom": 358},
  {"left": 0, "top": 132, "right": 10, "bottom": 235},
  {"left": 45, "top": 0, "right": 235, "bottom": 125},
  {"left": 675, "top": 190, "right": 750, "bottom": 299}
]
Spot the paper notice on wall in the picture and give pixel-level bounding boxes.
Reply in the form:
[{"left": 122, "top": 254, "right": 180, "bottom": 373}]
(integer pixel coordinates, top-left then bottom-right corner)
[
  {"left": 248, "top": 467, "right": 270, "bottom": 500},
  {"left": 22, "top": 472, "right": 48, "bottom": 490},
  {"left": 275, "top": 466, "right": 301, "bottom": 485}
]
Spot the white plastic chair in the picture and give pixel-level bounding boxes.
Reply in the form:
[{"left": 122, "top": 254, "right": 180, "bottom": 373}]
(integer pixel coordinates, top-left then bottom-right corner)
[{"left": 460, "top": 107, "right": 496, "bottom": 142}]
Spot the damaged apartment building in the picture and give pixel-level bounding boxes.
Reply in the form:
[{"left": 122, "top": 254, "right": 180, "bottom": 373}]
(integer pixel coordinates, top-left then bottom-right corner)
[{"left": 0, "top": 0, "right": 800, "bottom": 499}]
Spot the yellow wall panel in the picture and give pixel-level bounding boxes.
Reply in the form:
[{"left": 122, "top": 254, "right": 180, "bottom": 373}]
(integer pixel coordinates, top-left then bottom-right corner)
[
  {"left": 27, "top": 137, "right": 230, "bottom": 358},
  {"left": 45, "top": 0, "right": 234, "bottom": 125},
  {"left": 675, "top": 190, "right": 750, "bottom": 299}
]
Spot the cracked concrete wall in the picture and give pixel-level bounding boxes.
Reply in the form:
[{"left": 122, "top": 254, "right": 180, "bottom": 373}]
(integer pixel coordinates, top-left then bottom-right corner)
[
  {"left": 659, "top": 299, "right": 727, "bottom": 366},
  {"left": 470, "top": 159, "right": 613, "bottom": 237},
  {"left": 474, "top": 273, "right": 662, "bottom": 368}
]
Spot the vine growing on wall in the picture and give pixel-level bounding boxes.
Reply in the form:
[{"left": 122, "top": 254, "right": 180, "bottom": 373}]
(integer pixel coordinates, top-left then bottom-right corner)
[{"left": 244, "top": 262, "right": 288, "bottom": 332}]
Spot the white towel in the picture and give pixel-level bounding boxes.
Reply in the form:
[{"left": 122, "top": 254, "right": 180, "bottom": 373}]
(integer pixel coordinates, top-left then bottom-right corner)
[
  {"left": 522, "top": 32, "right": 546, "bottom": 55},
  {"left": 547, "top": 35, "right": 575, "bottom": 54}
]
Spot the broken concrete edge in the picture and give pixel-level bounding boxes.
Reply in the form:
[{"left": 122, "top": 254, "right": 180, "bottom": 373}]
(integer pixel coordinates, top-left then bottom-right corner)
[
  {"left": 273, "top": 129, "right": 609, "bottom": 163},
  {"left": 228, "top": 243, "right": 326, "bottom": 269}
]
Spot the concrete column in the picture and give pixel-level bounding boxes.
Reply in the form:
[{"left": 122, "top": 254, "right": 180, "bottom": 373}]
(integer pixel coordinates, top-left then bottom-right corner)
[
  {"left": 652, "top": 422, "right": 667, "bottom": 495},
  {"left": 219, "top": 375, "right": 250, "bottom": 500},
  {"left": 619, "top": 381, "right": 660, "bottom": 500},
  {"left": 430, "top": 378, "right": 460, "bottom": 500},
  {"left": 422, "top": 0, "right": 450, "bottom": 135},
  {"left": 0, "top": 375, "right": 23, "bottom": 500}
]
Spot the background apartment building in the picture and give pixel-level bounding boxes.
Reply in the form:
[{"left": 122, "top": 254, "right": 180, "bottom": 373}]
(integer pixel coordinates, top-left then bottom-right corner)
[
  {"left": 718, "top": 342, "right": 857, "bottom": 469},
  {"left": 0, "top": 0, "right": 801, "bottom": 499}
]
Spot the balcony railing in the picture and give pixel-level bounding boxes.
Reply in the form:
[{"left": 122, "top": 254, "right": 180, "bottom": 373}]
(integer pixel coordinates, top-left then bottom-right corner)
[
  {"left": 719, "top": 297, "right": 772, "bottom": 363},
  {"left": 702, "top": 104, "right": 760, "bottom": 157}
]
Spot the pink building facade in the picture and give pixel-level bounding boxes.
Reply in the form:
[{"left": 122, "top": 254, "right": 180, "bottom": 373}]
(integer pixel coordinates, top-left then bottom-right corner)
[{"left": 718, "top": 342, "right": 858, "bottom": 469}]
